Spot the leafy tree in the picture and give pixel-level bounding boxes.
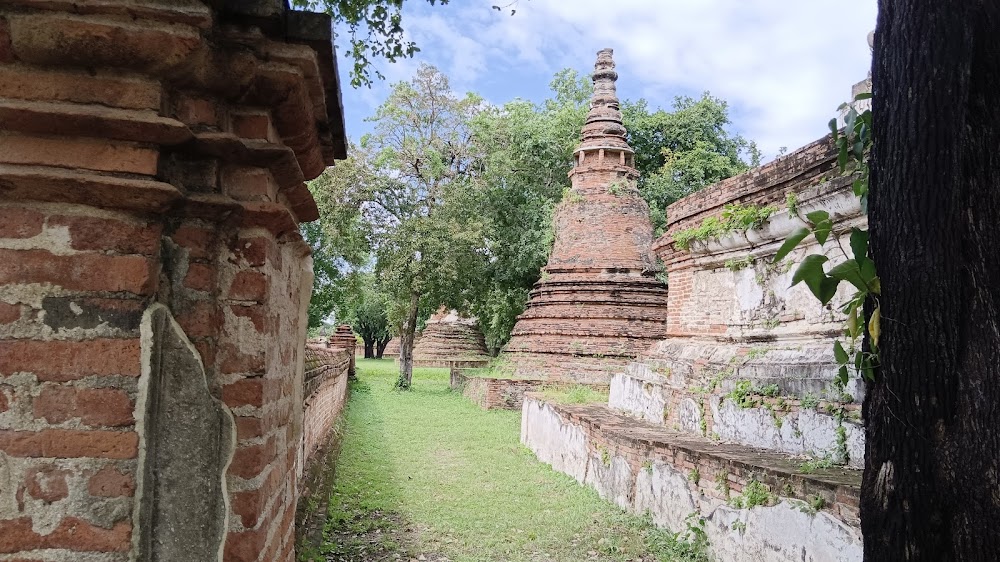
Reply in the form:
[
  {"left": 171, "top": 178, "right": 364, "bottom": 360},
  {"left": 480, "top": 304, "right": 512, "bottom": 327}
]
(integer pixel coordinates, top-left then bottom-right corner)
[
  {"left": 289, "top": 0, "right": 451, "bottom": 87},
  {"left": 863, "top": 2, "right": 1000, "bottom": 559},
  {"left": 303, "top": 148, "right": 373, "bottom": 329},
  {"left": 629, "top": 94, "right": 760, "bottom": 234},
  {"left": 337, "top": 273, "right": 392, "bottom": 358},
  {"left": 353, "top": 64, "right": 483, "bottom": 388}
]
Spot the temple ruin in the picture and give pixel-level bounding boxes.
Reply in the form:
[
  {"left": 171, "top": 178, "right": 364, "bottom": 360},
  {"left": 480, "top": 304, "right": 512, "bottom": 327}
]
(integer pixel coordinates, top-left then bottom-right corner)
[
  {"left": 502, "top": 49, "right": 670, "bottom": 384},
  {"left": 0, "top": 2, "right": 351, "bottom": 561},
  {"left": 411, "top": 309, "right": 490, "bottom": 368},
  {"left": 516, "top": 50, "right": 868, "bottom": 561}
]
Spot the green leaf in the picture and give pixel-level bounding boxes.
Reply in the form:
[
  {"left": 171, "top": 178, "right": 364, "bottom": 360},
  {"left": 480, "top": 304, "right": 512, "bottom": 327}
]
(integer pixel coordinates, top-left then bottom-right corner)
[
  {"left": 849, "top": 228, "right": 868, "bottom": 261},
  {"left": 854, "top": 92, "right": 873, "bottom": 101},
  {"left": 828, "top": 118, "right": 839, "bottom": 140},
  {"left": 792, "top": 255, "right": 838, "bottom": 303},
  {"left": 827, "top": 260, "right": 866, "bottom": 292},
  {"left": 834, "top": 340, "right": 849, "bottom": 364},
  {"left": 813, "top": 219, "right": 833, "bottom": 245},
  {"left": 773, "top": 227, "right": 810, "bottom": 263},
  {"left": 837, "top": 365, "right": 849, "bottom": 387},
  {"left": 805, "top": 210, "right": 830, "bottom": 225}
]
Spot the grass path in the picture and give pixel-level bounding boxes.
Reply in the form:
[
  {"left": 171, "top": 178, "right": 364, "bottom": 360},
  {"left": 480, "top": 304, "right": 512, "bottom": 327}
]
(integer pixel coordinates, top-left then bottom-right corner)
[{"left": 314, "top": 359, "right": 705, "bottom": 562}]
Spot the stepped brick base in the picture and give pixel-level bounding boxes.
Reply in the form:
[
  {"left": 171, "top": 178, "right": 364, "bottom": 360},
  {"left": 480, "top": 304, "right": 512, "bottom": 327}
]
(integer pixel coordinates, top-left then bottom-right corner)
[{"left": 521, "top": 395, "right": 862, "bottom": 562}]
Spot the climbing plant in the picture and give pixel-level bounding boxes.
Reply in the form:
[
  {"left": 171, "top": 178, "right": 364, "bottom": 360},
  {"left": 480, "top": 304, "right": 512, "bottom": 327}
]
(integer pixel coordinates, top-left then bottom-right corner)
[{"left": 773, "top": 92, "right": 878, "bottom": 386}]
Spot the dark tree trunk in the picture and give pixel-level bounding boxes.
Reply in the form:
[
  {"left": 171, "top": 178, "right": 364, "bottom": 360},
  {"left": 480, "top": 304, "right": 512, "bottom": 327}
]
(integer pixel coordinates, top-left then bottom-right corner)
[
  {"left": 865, "top": 2, "right": 1000, "bottom": 560},
  {"left": 363, "top": 339, "right": 374, "bottom": 359},
  {"left": 375, "top": 337, "right": 390, "bottom": 359},
  {"left": 396, "top": 291, "right": 420, "bottom": 389}
]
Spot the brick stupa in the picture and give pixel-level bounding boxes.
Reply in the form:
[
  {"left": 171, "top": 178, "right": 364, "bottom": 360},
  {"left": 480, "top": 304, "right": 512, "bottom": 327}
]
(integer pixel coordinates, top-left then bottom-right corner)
[
  {"left": 502, "top": 48, "right": 670, "bottom": 384},
  {"left": 412, "top": 309, "right": 491, "bottom": 367}
]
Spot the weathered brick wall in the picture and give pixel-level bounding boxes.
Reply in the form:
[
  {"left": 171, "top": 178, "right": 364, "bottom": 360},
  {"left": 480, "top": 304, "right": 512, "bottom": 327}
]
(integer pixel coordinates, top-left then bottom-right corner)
[
  {"left": 0, "top": 2, "right": 345, "bottom": 561},
  {"left": 412, "top": 310, "right": 490, "bottom": 366},
  {"left": 616, "top": 135, "right": 868, "bottom": 467}
]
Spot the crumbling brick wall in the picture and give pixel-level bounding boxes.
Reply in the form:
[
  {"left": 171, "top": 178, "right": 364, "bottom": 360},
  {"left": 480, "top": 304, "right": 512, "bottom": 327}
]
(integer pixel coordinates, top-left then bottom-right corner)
[{"left": 0, "top": 2, "right": 346, "bottom": 561}]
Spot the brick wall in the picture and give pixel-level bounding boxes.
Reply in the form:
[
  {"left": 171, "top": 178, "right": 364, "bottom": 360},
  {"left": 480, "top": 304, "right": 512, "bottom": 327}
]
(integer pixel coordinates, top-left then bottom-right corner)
[{"left": 0, "top": 2, "right": 346, "bottom": 561}]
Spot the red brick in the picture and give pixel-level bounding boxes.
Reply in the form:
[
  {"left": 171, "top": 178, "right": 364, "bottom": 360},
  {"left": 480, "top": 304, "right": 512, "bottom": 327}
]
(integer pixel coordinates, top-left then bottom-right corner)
[
  {"left": 87, "top": 465, "right": 135, "bottom": 497},
  {"left": 0, "top": 302, "right": 21, "bottom": 325},
  {"left": 231, "top": 112, "right": 271, "bottom": 141},
  {"left": 223, "top": 167, "right": 276, "bottom": 202},
  {"left": 24, "top": 465, "right": 70, "bottom": 502},
  {"left": 174, "top": 301, "right": 221, "bottom": 338},
  {"left": 33, "top": 386, "right": 134, "bottom": 427},
  {"left": 0, "top": 206, "right": 44, "bottom": 239},
  {"left": 175, "top": 94, "right": 217, "bottom": 127},
  {"left": 230, "top": 305, "right": 266, "bottom": 333},
  {"left": 48, "top": 215, "right": 160, "bottom": 255},
  {"left": 223, "top": 526, "right": 268, "bottom": 562},
  {"left": 0, "top": 339, "right": 140, "bottom": 381},
  {"left": 230, "top": 489, "right": 264, "bottom": 528},
  {"left": 0, "top": 429, "right": 137, "bottom": 459},
  {"left": 223, "top": 379, "right": 265, "bottom": 408},
  {"left": 227, "top": 270, "right": 268, "bottom": 302},
  {"left": 0, "top": 66, "right": 161, "bottom": 110},
  {"left": 234, "top": 415, "right": 263, "bottom": 441},
  {"left": 229, "top": 437, "right": 276, "bottom": 480},
  {"left": 0, "top": 134, "right": 158, "bottom": 175},
  {"left": 0, "top": 517, "right": 131, "bottom": 553},
  {"left": 184, "top": 262, "right": 215, "bottom": 292},
  {"left": 0, "top": 385, "right": 8, "bottom": 413},
  {"left": 219, "top": 344, "right": 265, "bottom": 375},
  {"left": 171, "top": 224, "right": 215, "bottom": 260},
  {"left": 0, "top": 249, "right": 156, "bottom": 294},
  {"left": 232, "top": 236, "right": 277, "bottom": 268}
]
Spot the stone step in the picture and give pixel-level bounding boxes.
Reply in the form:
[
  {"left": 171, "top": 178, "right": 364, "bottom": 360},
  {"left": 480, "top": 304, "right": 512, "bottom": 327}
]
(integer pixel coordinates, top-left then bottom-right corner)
[
  {"left": 609, "top": 367, "right": 864, "bottom": 468},
  {"left": 521, "top": 395, "right": 862, "bottom": 562}
]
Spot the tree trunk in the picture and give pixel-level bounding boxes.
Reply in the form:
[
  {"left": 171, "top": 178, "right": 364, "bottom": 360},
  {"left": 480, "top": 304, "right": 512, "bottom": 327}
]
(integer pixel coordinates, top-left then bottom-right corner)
[
  {"left": 865, "top": 2, "right": 1000, "bottom": 560},
  {"left": 363, "top": 339, "right": 374, "bottom": 359},
  {"left": 396, "top": 291, "right": 420, "bottom": 389},
  {"left": 376, "top": 338, "right": 390, "bottom": 359}
]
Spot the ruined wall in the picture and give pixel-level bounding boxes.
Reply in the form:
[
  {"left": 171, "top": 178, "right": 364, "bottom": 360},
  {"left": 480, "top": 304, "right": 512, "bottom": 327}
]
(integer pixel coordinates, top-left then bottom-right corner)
[
  {"left": 614, "top": 136, "right": 867, "bottom": 467},
  {"left": 0, "top": 2, "right": 345, "bottom": 560}
]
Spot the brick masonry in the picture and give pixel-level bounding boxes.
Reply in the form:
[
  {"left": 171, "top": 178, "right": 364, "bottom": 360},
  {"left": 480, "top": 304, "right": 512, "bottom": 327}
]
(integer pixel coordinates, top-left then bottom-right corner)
[
  {"left": 0, "top": 2, "right": 347, "bottom": 561},
  {"left": 412, "top": 309, "right": 491, "bottom": 367}
]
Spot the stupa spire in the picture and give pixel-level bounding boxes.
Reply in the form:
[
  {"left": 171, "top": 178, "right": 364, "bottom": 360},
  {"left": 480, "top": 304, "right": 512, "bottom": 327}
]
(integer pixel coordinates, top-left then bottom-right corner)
[{"left": 579, "top": 48, "right": 632, "bottom": 153}]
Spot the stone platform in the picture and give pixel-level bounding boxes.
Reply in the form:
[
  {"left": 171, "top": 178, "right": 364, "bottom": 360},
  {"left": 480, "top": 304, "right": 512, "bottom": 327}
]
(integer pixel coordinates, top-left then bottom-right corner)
[
  {"left": 450, "top": 368, "right": 609, "bottom": 410},
  {"left": 521, "top": 394, "right": 862, "bottom": 561}
]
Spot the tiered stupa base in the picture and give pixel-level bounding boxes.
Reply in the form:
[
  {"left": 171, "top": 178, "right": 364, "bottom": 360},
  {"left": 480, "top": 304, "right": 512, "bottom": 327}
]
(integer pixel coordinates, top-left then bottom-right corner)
[
  {"left": 412, "top": 311, "right": 490, "bottom": 367},
  {"left": 503, "top": 271, "right": 669, "bottom": 384}
]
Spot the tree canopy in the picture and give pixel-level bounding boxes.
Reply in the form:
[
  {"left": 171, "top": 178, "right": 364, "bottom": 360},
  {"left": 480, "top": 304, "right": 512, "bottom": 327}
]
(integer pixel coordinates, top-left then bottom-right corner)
[{"left": 306, "top": 63, "right": 755, "bottom": 379}]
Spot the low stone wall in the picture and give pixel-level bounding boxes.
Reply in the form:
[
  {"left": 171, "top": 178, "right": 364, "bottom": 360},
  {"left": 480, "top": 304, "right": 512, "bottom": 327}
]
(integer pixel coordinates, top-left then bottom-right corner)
[
  {"left": 522, "top": 395, "right": 862, "bottom": 561},
  {"left": 451, "top": 369, "right": 608, "bottom": 410}
]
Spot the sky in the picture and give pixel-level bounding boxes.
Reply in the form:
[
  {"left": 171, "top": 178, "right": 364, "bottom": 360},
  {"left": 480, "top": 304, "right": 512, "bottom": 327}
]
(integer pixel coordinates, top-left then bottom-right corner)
[{"left": 337, "top": 0, "right": 877, "bottom": 162}]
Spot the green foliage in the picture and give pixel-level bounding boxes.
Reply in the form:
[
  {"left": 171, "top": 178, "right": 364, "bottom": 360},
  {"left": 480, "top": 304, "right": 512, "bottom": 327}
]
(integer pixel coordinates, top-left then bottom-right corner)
[
  {"left": 540, "top": 385, "right": 609, "bottom": 405},
  {"left": 776, "top": 92, "right": 878, "bottom": 385},
  {"left": 629, "top": 94, "right": 761, "bottom": 234},
  {"left": 688, "top": 467, "right": 701, "bottom": 485},
  {"left": 724, "top": 255, "right": 754, "bottom": 271},
  {"left": 673, "top": 203, "right": 777, "bottom": 250},
  {"left": 728, "top": 480, "right": 774, "bottom": 509},
  {"left": 801, "top": 393, "right": 820, "bottom": 410},
  {"left": 290, "top": 0, "right": 450, "bottom": 88},
  {"left": 645, "top": 513, "right": 712, "bottom": 562},
  {"left": 799, "top": 457, "right": 835, "bottom": 474}
]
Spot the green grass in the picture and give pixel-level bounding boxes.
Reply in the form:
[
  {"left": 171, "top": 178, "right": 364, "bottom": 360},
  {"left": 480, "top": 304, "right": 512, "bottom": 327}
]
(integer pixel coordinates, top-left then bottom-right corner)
[
  {"left": 316, "top": 358, "right": 710, "bottom": 562},
  {"left": 538, "top": 384, "right": 610, "bottom": 405}
]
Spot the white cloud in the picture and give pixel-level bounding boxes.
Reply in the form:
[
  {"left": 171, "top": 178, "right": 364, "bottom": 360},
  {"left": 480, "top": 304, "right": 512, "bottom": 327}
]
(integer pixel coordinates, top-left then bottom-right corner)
[{"left": 342, "top": 0, "right": 876, "bottom": 159}]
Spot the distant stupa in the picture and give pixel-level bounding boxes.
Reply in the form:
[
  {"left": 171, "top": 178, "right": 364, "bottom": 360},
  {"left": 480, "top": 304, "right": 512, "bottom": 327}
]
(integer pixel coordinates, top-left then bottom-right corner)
[
  {"left": 412, "top": 309, "right": 490, "bottom": 367},
  {"left": 502, "top": 48, "right": 670, "bottom": 384}
]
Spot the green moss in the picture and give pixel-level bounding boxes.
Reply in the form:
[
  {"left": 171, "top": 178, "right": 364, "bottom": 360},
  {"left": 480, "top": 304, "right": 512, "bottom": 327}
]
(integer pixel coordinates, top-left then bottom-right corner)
[{"left": 539, "top": 385, "right": 609, "bottom": 405}]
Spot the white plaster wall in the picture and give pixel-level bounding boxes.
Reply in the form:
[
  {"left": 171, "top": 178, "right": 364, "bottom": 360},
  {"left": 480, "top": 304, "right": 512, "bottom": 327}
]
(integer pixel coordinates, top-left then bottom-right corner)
[
  {"left": 608, "top": 372, "right": 666, "bottom": 424},
  {"left": 521, "top": 396, "right": 863, "bottom": 562}
]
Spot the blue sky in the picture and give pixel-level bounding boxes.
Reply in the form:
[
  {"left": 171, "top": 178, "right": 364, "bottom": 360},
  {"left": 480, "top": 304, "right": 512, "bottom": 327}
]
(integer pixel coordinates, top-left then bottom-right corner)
[{"left": 337, "top": 0, "right": 877, "bottom": 162}]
